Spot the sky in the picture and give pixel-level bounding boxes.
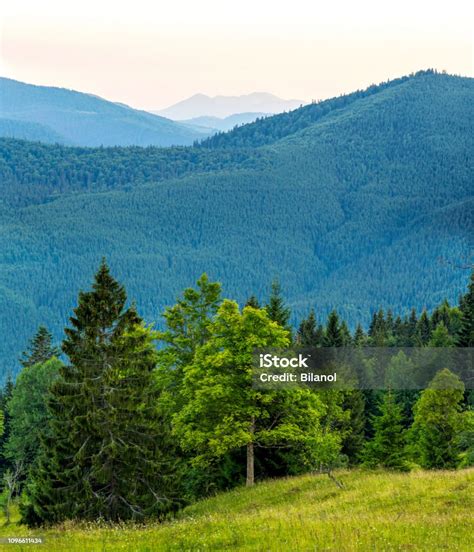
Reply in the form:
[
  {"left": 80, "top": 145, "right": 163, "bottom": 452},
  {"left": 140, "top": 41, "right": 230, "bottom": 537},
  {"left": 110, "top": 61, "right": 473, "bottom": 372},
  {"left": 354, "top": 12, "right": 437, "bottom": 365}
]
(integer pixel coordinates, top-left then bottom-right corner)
[{"left": 1, "top": 0, "right": 472, "bottom": 110}]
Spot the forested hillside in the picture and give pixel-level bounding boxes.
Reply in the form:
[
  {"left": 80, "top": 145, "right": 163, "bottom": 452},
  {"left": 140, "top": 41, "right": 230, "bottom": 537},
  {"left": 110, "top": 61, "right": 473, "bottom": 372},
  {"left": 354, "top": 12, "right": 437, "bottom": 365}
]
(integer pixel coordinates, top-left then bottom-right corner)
[
  {"left": 0, "top": 70, "right": 472, "bottom": 376},
  {"left": 0, "top": 77, "right": 210, "bottom": 147}
]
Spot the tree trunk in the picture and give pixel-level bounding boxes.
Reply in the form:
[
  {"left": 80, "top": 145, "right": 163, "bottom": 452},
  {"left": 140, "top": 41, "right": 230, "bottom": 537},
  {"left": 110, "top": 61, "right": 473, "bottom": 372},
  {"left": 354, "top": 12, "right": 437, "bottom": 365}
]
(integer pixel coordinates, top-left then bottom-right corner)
[{"left": 246, "top": 416, "right": 255, "bottom": 487}]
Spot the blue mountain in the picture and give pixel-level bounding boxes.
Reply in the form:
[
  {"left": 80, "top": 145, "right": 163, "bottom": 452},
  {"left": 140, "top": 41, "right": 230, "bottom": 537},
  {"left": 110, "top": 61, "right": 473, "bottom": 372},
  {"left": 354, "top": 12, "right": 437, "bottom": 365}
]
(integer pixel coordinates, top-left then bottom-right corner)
[{"left": 0, "top": 77, "right": 211, "bottom": 147}]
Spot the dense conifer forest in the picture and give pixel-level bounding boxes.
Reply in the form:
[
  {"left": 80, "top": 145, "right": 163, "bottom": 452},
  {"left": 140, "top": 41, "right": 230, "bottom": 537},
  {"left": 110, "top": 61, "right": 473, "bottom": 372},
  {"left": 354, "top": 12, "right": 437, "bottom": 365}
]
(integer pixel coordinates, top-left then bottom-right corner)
[{"left": 0, "top": 70, "right": 472, "bottom": 377}]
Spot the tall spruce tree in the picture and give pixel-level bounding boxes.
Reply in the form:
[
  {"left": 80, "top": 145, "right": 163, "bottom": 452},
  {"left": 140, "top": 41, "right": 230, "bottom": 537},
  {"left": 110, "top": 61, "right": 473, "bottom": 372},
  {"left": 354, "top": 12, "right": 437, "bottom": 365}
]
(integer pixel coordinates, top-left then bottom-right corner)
[
  {"left": 361, "top": 392, "right": 407, "bottom": 470},
  {"left": 385, "top": 310, "right": 394, "bottom": 337},
  {"left": 0, "top": 376, "right": 14, "bottom": 480},
  {"left": 457, "top": 270, "right": 474, "bottom": 347},
  {"left": 19, "top": 326, "right": 59, "bottom": 368},
  {"left": 353, "top": 324, "right": 366, "bottom": 347},
  {"left": 323, "top": 311, "right": 343, "bottom": 347},
  {"left": 416, "top": 310, "right": 431, "bottom": 345},
  {"left": 392, "top": 315, "right": 404, "bottom": 345},
  {"left": 296, "top": 309, "right": 318, "bottom": 347},
  {"left": 22, "top": 260, "right": 178, "bottom": 525},
  {"left": 340, "top": 321, "right": 352, "bottom": 346},
  {"left": 431, "top": 300, "right": 453, "bottom": 333},
  {"left": 265, "top": 279, "right": 292, "bottom": 336},
  {"left": 341, "top": 391, "right": 366, "bottom": 464},
  {"left": 407, "top": 308, "right": 418, "bottom": 345}
]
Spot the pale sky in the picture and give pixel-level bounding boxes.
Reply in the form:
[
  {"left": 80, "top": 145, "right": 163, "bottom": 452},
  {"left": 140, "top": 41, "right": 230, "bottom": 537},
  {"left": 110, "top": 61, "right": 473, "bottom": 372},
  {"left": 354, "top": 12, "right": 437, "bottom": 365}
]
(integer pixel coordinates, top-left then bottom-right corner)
[{"left": 1, "top": 0, "right": 472, "bottom": 110}]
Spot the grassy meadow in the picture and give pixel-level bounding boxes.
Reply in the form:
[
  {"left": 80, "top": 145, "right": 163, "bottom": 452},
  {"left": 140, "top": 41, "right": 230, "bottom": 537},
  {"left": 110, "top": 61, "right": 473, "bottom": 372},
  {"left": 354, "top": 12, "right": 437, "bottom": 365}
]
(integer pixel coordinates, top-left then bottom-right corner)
[{"left": 0, "top": 468, "right": 472, "bottom": 551}]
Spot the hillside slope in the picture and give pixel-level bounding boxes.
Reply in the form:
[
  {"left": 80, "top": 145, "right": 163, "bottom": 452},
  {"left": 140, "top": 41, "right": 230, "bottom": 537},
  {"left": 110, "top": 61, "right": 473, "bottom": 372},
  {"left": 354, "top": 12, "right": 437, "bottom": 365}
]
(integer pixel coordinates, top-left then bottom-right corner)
[
  {"left": 0, "top": 71, "right": 472, "bottom": 376},
  {"left": 1, "top": 469, "right": 472, "bottom": 550},
  {"left": 0, "top": 78, "right": 210, "bottom": 146}
]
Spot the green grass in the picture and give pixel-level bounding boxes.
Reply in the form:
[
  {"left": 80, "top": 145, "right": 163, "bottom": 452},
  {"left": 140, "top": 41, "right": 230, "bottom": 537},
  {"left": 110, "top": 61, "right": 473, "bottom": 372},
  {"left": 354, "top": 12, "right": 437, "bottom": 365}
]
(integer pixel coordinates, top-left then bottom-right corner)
[{"left": 0, "top": 469, "right": 472, "bottom": 551}]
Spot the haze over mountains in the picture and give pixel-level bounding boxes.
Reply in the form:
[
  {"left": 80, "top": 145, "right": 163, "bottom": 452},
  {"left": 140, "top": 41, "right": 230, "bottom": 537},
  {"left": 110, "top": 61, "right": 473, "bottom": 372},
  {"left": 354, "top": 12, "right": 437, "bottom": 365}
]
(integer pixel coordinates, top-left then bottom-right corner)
[
  {"left": 0, "top": 70, "right": 472, "bottom": 377},
  {"left": 181, "top": 112, "right": 270, "bottom": 133},
  {"left": 0, "top": 79, "right": 305, "bottom": 146},
  {"left": 155, "top": 92, "right": 304, "bottom": 120},
  {"left": 0, "top": 77, "right": 211, "bottom": 147}
]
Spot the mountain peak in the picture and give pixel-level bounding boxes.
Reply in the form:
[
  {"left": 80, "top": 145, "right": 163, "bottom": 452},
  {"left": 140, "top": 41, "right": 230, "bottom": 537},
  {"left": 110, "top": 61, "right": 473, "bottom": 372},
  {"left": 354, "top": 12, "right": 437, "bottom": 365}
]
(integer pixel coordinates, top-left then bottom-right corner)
[{"left": 155, "top": 92, "right": 305, "bottom": 120}]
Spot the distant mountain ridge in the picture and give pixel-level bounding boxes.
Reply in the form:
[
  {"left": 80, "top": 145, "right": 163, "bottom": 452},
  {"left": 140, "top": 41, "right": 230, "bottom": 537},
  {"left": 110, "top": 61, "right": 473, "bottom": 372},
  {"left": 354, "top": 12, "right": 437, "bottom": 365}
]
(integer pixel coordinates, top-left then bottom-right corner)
[
  {"left": 155, "top": 92, "right": 304, "bottom": 120},
  {"left": 0, "top": 77, "right": 211, "bottom": 147},
  {"left": 181, "top": 112, "right": 270, "bottom": 133}
]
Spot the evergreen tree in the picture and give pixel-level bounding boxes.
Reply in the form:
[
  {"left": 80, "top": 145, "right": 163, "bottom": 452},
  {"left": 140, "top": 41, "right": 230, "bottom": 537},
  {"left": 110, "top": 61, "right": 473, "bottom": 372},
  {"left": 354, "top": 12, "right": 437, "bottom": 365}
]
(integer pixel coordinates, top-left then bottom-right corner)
[
  {"left": 368, "top": 311, "right": 378, "bottom": 339},
  {"left": 0, "top": 376, "right": 14, "bottom": 480},
  {"left": 314, "top": 324, "right": 325, "bottom": 347},
  {"left": 429, "top": 322, "right": 456, "bottom": 347},
  {"left": 323, "top": 311, "right": 343, "bottom": 347},
  {"left": 353, "top": 324, "right": 366, "bottom": 347},
  {"left": 384, "top": 351, "right": 419, "bottom": 427},
  {"left": 245, "top": 295, "right": 260, "bottom": 309},
  {"left": 457, "top": 270, "right": 474, "bottom": 346},
  {"left": 361, "top": 392, "right": 407, "bottom": 470},
  {"left": 22, "top": 260, "right": 178, "bottom": 525},
  {"left": 407, "top": 308, "right": 418, "bottom": 345},
  {"left": 265, "top": 279, "right": 291, "bottom": 335},
  {"left": 340, "top": 321, "right": 352, "bottom": 346},
  {"left": 385, "top": 309, "right": 394, "bottom": 337},
  {"left": 368, "top": 309, "right": 387, "bottom": 346},
  {"left": 297, "top": 309, "right": 320, "bottom": 346},
  {"left": 408, "top": 369, "right": 465, "bottom": 469},
  {"left": 341, "top": 391, "right": 366, "bottom": 464},
  {"left": 392, "top": 315, "right": 404, "bottom": 345},
  {"left": 415, "top": 310, "right": 431, "bottom": 345},
  {"left": 431, "top": 300, "right": 452, "bottom": 332},
  {"left": 19, "top": 326, "right": 59, "bottom": 368}
]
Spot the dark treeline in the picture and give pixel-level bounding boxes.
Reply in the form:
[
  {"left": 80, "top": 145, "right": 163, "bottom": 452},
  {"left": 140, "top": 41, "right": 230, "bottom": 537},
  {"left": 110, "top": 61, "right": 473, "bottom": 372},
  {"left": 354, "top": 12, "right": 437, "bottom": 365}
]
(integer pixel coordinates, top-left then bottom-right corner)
[
  {"left": 0, "top": 139, "right": 265, "bottom": 207},
  {"left": 0, "top": 263, "right": 472, "bottom": 526}
]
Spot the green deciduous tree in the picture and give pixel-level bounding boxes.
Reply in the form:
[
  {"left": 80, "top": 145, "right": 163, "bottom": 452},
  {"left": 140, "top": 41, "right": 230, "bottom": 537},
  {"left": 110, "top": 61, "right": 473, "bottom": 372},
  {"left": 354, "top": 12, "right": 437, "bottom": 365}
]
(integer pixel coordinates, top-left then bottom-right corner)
[
  {"left": 173, "top": 301, "right": 338, "bottom": 486},
  {"left": 5, "top": 358, "right": 61, "bottom": 479},
  {"left": 408, "top": 369, "right": 465, "bottom": 469}
]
